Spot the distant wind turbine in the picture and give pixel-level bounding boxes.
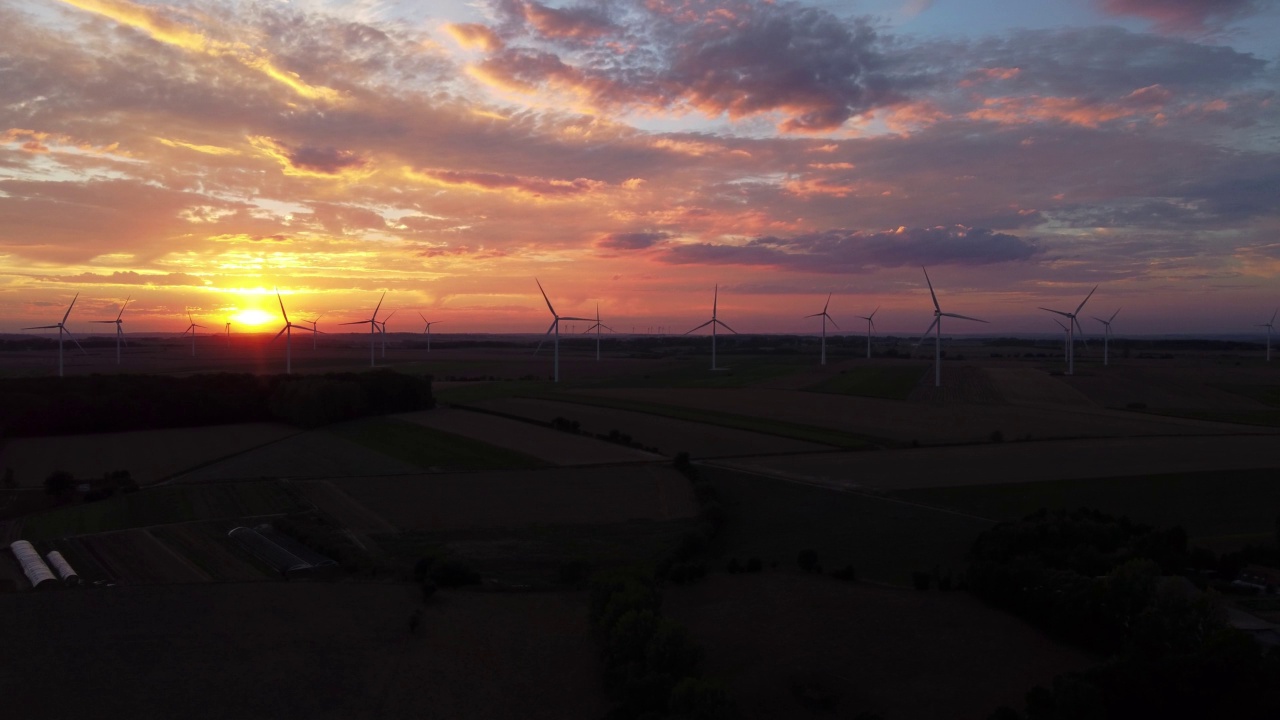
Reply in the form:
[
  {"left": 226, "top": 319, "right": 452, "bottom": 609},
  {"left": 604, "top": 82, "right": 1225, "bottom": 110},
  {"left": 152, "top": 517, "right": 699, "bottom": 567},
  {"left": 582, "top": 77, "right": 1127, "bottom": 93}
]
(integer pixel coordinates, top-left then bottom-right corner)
[
  {"left": 22, "top": 293, "right": 84, "bottom": 378},
  {"left": 533, "top": 279, "right": 592, "bottom": 383},
  {"left": 339, "top": 292, "right": 385, "bottom": 368},
  {"left": 305, "top": 314, "right": 323, "bottom": 350},
  {"left": 804, "top": 294, "right": 839, "bottom": 366},
  {"left": 915, "top": 267, "right": 987, "bottom": 387},
  {"left": 583, "top": 304, "right": 615, "bottom": 361},
  {"left": 90, "top": 295, "right": 130, "bottom": 365},
  {"left": 1261, "top": 308, "right": 1278, "bottom": 362},
  {"left": 224, "top": 322, "right": 231, "bottom": 345},
  {"left": 182, "top": 311, "right": 207, "bottom": 357},
  {"left": 1093, "top": 308, "right": 1121, "bottom": 366},
  {"left": 1040, "top": 285, "right": 1096, "bottom": 375},
  {"left": 377, "top": 309, "right": 396, "bottom": 359},
  {"left": 271, "top": 290, "right": 313, "bottom": 374},
  {"left": 418, "top": 313, "right": 442, "bottom": 352},
  {"left": 859, "top": 307, "right": 879, "bottom": 360},
  {"left": 1053, "top": 318, "right": 1070, "bottom": 357},
  {"left": 684, "top": 284, "right": 737, "bottom": 371}
]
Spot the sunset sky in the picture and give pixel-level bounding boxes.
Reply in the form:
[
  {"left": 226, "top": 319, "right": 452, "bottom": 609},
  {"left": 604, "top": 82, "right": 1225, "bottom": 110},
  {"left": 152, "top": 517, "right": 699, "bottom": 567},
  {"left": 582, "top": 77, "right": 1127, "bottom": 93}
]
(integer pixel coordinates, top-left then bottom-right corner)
[{"left": 2, "top": 0, "right": 1278, "bottom": 335}]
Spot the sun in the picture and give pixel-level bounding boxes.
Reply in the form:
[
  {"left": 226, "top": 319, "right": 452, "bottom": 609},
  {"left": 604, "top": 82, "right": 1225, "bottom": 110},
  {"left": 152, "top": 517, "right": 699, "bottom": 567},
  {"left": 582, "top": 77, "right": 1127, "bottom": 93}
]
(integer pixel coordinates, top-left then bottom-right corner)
[{"left": 232, "top": 308, "right": 274, "bottom": 327}]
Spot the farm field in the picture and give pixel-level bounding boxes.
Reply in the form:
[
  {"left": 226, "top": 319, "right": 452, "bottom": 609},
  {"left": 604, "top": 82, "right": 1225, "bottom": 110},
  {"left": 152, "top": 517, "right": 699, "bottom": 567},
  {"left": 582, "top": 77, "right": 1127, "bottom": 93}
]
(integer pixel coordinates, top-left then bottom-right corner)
[
  {"left": 665, "top": 572, "right": 1098, "bottom": 720},
  {"left": 710, "top": 434, "right": 1280, "bottom": 491},
  {"left": 332, "top": 465, "right": 699, "bottom": 533},
  {"left": 328, "top": 416, "right": 548, "bottom": 471},
  {"left": 297, "top": 480, "right": 398, "bottom": 534},
  {"left": 394, "top": 407, "right": 662, "bottom": 465},
  {"left": 169, "top": 425, "right": 423, "bottom": 481},
  {"left": 469, "top": 396, "right": 835, "bottom": 458},
  {"left": 0, "top": 422, "right": 299, "bottom": 486},
  {"left": 66, "top": 528, "right": 209, "bottom": 583},
  {"left": 0, "top": 583, "right": 609, "bottom": 720},
  {"left": 802, "top": 364, "right": 926, "bottom": 399},
  {"left": 577, "top": 385, "right": 1270, "bottom": 444}
]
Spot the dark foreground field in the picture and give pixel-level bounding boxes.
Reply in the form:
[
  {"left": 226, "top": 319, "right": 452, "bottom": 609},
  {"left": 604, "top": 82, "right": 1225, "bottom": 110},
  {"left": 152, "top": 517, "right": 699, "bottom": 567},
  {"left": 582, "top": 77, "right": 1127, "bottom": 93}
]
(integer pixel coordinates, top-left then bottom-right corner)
[{"left": 1, "top": 583, "right": 608, "bottom": 720}]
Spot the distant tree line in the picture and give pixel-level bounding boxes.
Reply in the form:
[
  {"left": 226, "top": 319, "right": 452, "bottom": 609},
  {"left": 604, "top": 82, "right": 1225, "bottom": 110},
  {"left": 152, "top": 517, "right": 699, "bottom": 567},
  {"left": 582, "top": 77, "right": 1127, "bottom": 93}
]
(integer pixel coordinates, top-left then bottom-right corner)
[
  {"left": 0, "top": 370, "right": 433, "bottom": 436},
  {"left": 972, "top": 508, "right": 1280, "bottom": 719}
]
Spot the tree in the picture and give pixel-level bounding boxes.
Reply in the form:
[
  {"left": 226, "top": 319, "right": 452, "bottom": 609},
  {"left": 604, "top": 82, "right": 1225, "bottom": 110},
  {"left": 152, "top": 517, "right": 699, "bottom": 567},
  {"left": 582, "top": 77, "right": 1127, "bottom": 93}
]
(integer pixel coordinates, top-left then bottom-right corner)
[{"left": 43, "top": 470, "right": 74, "bottom": 497}]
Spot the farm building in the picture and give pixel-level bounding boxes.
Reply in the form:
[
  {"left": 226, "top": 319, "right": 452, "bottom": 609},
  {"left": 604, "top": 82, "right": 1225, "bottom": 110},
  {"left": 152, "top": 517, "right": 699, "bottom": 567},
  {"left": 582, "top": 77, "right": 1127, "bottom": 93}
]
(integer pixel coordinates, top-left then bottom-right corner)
[
  {"left": 44, "top": 551, "right": 79, "bottom": 584},
  {"left": 9, "top": 541, "right": 58, "bottom": 589},
  {"left": 227, "top": 526, "right": 335, "bottom": 579}
]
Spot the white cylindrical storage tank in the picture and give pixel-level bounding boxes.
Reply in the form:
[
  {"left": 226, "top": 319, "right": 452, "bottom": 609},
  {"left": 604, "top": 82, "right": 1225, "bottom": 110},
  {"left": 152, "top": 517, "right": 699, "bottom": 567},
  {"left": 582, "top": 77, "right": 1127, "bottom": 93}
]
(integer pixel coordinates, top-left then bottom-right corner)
[
  {"left": 9, "top": 541, "right": 57, "bottom": 589},
  {"left": 45, "top": 550, "right": 80, "bottom": 584}
]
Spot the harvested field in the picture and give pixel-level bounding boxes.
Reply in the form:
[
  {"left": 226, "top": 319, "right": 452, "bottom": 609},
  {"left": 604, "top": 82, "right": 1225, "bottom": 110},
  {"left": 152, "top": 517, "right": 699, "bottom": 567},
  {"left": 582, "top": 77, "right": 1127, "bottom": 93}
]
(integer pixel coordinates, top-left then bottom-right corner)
[
  {"left": 802, "top": 363, "right": 924, "bottom": 399},
  {"left": 0, "top": 583, "right": 609, "bottom": 720},
  {"left": 577, "top": 387, "right": 1271, "bottom": 444},
  {"left": 169, "top": 427, "right": 422, "bottom": 482},
  {"left": 711, "top": 434, "right": 1280, "bottom": 492},
  {"left": 985, "top": 368, "right": 1095, "bottom": 406},
  {"left": 149, "top": 523, "right": 271, "bottom": 582},
  {"left": 470, "top": 396, "right": 833, "bottom": 458},
  {"left": 665, "top": 573, "right": 1098, "bottom": 720},
  {"left": 297, "top": 480, "right": 398, "bottom": 533},
  {"left": 333, "top": 465, "right": 698, "bottom": 532},
  {"left": 70, "top": 529, "right": 208, "bottom": 584},
  {"left": 329, "top": 416, "right": 547, "bottom": 471},
  {"left": 395, "top": 407, "right": 662, "bottom": 464},
  {"left": 0, "top": 422, "right": 299, "bottom": 487}
]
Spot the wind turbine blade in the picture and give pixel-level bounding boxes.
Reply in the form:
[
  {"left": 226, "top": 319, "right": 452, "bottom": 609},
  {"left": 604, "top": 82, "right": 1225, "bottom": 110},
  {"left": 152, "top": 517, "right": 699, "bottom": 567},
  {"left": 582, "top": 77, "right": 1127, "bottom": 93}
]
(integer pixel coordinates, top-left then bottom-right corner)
[
  {"left": 713, "top": 285, "right": 718, "bottom": 317},
  {"left": 277, "top": 290, "right": 289, "bottom": 323},
  {"left": 1110, "top": 307, "right": 1121, "bottom": 322},
  {"left": 23, "top": 325, "right": 61, "bottom": 330},
  {"left": 869, "top": 306, "right": 879, "bottom": 320},
  {"left": 684, "top": 319, "right": 714, "bottom": 335},
  {"left": 823, "top": 293, "right": 831, "bottom": 314},
  {"left": 533, "top": 319, "right": 557, "bottom": 355},
  {"left": 535, "top": 278, "right": 556, "bottom": 316},
  {"left": 715, "top": 319, "right": 738, "bottom": 334},
  {"left": 601, "top": 324, "right": 615, "bottom": 332},
  {"left": 560, "top": 316, "right": 593, "bottom": 322},
  {"left": 921, "top": 267, "right": 939, "bottom": 312},
  {"left": 1039, "top": 307, "right": 1071, "bottom": 318},
  {"left": 372, "top": 292, "right": 385, "bottom": 321},
  {"left": 804, "top": 312, "right": 824, "bottom": 319},
  {"left": 295, "top": 325, "right": 314, "bottom": 333},
  {"left": 1074, "top": 285, "right": 1098, "bottom": 316},
  {"left": 338, "top": 320, "right": 368, "bottom": 326},
  {"left": 827, "top": 314, "right": 840, "bottom": 330},
  {"left": 941, "top": 312, "right": 988, "bottom": 323},
  {"left": 62, "top": 293, "right": 79, "bottom": 324},
  {"left": 583, "top": 323, "right": 600, "bottom": 334},
  {"left": 1054, "top": 319, "right": 1068, "bottom": 331},
  {"left": 66, "top": 329, "right": 86, "bottom": 354},
  {"left": 1073, "top": 317, "right": 1088, "bottom": 347},
  {"left": 384, "top": 309, "right": 397, "bottom": 322},
  {"left": 89, "top": 320, "right": 116, "bottom": 324},
  {"left": 117, "top": 295, "right": 130, "bottom": 321},
  {"left": 1271, "top": 307, "right": 1278, "bottom": 325},
  {"left": 419, "top": 311, "right": 428, "bottom": 322},
  {"left": 914, "top": 318, "right": 939, "bottom": 347}
]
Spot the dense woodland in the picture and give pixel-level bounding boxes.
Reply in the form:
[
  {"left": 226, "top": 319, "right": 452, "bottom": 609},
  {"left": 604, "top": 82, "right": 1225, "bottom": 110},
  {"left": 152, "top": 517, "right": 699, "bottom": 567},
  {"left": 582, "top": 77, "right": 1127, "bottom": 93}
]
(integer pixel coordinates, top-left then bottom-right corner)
[{"left": 0, "top": 371, "right": 434, "bottom": 436}]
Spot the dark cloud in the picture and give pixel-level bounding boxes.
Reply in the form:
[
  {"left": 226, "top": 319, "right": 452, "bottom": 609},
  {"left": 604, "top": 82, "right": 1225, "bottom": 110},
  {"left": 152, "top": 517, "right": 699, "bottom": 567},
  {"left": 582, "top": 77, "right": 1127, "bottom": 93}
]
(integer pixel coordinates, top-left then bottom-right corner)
[
  {"left": 282, "top": 143, "right": 368, "bottom": 175},
  {"left": 1095, "top": 0, "right": 1263, "bottom": 34},
  {"left": 597, "top": 231, "right": 673, "bottom": 250},
  {"left": 660, "top": 226, "right": 1039, "bottom": 272}
]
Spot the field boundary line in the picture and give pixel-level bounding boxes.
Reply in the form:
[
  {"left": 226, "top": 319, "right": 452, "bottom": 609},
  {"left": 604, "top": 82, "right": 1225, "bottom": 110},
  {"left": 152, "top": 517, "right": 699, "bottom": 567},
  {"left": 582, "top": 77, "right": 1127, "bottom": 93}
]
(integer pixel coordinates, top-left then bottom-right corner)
[{"left": 156, "top": 426, "right": 308, "bottom": 486}]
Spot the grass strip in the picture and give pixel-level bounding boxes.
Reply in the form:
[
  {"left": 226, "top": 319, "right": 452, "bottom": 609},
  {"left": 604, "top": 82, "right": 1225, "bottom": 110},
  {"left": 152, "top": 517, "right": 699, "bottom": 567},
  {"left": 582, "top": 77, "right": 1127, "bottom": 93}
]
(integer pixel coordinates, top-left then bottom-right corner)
[{"left": 328, "top": 416, "right": 548, "bottom": 471}]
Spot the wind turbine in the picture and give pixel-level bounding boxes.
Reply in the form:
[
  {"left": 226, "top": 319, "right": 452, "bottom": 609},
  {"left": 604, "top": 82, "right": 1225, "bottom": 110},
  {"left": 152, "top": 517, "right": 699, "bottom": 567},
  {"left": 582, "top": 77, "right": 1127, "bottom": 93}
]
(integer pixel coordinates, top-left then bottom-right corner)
[
  {"left": 1053, "top": 318, "right": 1070, "bottom": 357},
  {"left": 859, "top": 307, "right": 879, "bottom": 360},
  {"left": 583, "top": 304, "right": 615, "bottom": 361},
  {"left": 1260, "top": 308, "right": 1278, "bottom": 362},
  {"left": 418, "top": 313, "right": 442, "bottom": 352},
  {"left": 305, "top": 314, "right": 323, "bottom": 350},
  {"left": 1040, "top": 285, "right": 1096, "bottom": 375},
  {"left": 915, "top": 267, "right": 987, "bottom": 387},
  {"left": 224, "top": 322, "right": 231, "bottom": 346},
  {"left": 21, "top": 293, "right": 84, "bottom": 379},
  {"left": 377, "top": 309, "right": 396, "bottom": 359},
  {"left": 533, "top": 279, "right": 592, "bottom": 383},
  {"left": 684, "top": 284, "right": 737, "bottom": 370},
  {"left": 271, "top": 290, "right": 313, "bottom": 374},
  {"left": 182, "top": 311, "right": 206, "bottom": 357},
  {"left": 1093, "top": 308, "right": 1121, "bottom": 366},
  {"left": 339, "top": 292, "right": 385, "bottom": 368},
  {"left": 90, "top": 295, "right": 130, "bottom": 365},
  {"left": 805, "top": 294, "right": 839, "bottom": 366}
]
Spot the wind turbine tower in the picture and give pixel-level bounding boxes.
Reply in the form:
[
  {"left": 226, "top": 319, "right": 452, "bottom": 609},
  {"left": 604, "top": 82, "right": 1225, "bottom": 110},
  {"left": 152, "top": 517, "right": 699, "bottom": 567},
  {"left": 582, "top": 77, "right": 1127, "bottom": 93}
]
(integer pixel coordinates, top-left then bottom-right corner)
[
  {"left": 272, "top": 290, "right": 314, "bottom": 374},
  {"left": 534, "top": 279, "right": 592, "bottom": 383},
  {"left": 1093, "top": 308, "right": 1121, "bottom": 366},
  {"left": 90, "top": 295, "right": 130, "bottom": 365},
  {"left": 339, "top": 292, "right": 385, "bottom": 368},
  {"left": 22, "top": 293, "right": 84, "bottom": 378},
  {"left": 306, "top": 315, "right": 322, "bottom": 350},
  {"left": 1040, "top": 286, "right": 1096, "bottom": 375},
  {"left": 1261, "top": 308, "right": 1277, "bottom": 362},
  {"left": 418, "top": 313, "right": 441, "bottom": 352},
  {"left": 583, "top": 304, "right": 615, "bottom": 361},
  {"left": 859, "top": 307, "right": 878, "bottom": 359},
  {"left": 916, "top": 268, "right": 987, "bottom": 387},
  {"left": 183, "top": 311, "right": 207, "bottom": 357},
  {"left": 684, "top": 285, "right": 737, "bottom": 370},
  {"left": 804, "top": 294, "right": 839, "bottom": 366},
  {"left": 377, "top": 310, "right": 396, "bottom": 359}
]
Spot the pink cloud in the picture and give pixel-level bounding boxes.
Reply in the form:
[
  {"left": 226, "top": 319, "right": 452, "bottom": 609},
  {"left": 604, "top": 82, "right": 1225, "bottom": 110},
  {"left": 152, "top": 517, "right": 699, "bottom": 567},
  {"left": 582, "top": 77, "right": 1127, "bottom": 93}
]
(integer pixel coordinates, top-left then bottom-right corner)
[{"left": 1095, "top": 0, "right": 1261, "bottom": 33}]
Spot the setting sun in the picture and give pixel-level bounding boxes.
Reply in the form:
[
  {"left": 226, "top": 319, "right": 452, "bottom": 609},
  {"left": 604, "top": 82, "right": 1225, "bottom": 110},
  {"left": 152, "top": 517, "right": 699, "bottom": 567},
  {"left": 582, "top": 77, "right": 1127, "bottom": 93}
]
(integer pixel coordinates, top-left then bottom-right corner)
[{"left": 232, "top": 308, "right": 274, "bottom": 327}]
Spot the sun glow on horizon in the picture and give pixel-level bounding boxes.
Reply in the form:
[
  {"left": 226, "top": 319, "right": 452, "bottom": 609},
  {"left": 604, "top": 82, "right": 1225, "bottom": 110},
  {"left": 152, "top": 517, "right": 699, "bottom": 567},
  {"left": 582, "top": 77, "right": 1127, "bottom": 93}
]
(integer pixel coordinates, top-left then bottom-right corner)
[{"left": 232, "top": 308, "right": 274, "bottom": 326}]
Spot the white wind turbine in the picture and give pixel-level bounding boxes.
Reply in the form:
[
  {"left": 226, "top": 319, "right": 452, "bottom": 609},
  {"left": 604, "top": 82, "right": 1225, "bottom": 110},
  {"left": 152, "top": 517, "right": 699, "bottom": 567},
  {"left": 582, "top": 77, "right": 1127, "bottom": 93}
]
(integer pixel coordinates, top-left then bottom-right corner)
[
  {"left": 583, "top": 304, "right": 615, "bottom": 361},
  {"left": 271, "top": 290, "right": 313, "bottom": 374},
  {"left": 377, "top": 309, "right": 396, "bottom": 359},
  {"left": 418, "top": 313, "right": 442, "bottom": 352},
  {"left": 305, "top": 314, "right": 323, "bottom": 350},
  {"left": 1040, "top": 285, "right": 1096, "bottom": 375},
  {"left": 534, "top": 279, "right": 593, "bottom": 383},
  {"left": 1260, "top": 308, "right": 1277, "bottom": 362},
  {"left": 859, "top": 307, "right": 879, "bottom": 359},
  {"left": 90, "top": 295, "right": 130, "bottom": 365},
  {"left": 684, "top": 284, "right": 737, "bottom": 370},
  {"left": 1053, "top": 318, "right": 1070, "bottom": 357},
  {"left": 915, "top": 267, "right": 987, "bottom": 387},
  {"left": 1093, "top": 308, "right": 1121, "bottom": 366},
  {"left": 182, "top": 311, "right": 207, "bottom": 357},
  {"left": 804, "top": 294, "right": 839, "bottom": 366},
  {"left": 22, "top": 293, "right": 84, "bottom": 378},
  {"left": 339, "top": 292, "right": 385, "bottom": 368}
]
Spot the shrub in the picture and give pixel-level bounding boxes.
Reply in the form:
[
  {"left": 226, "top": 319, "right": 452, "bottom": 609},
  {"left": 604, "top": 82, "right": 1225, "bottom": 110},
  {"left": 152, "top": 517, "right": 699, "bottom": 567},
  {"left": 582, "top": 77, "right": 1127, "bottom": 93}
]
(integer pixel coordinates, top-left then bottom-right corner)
[{"left": 43, "top": 470, "right": 74, "bottom": 497}]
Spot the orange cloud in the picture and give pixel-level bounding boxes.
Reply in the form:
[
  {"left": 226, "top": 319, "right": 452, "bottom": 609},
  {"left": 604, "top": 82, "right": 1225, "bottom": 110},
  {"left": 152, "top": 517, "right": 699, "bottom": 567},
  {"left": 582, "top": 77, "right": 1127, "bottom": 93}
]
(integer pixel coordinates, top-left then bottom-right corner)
[
  {"left": 443, "top": 23, "right": 504, "bottom": 52},
  {"left": 403, "top": 167, "right": 607, "bottom": 200},
  {"left": 968, "top": 86, "right": 1172, "bottom": 128},
  {"left": 3, "top": 128, "right": 122, "bottom": 155}
]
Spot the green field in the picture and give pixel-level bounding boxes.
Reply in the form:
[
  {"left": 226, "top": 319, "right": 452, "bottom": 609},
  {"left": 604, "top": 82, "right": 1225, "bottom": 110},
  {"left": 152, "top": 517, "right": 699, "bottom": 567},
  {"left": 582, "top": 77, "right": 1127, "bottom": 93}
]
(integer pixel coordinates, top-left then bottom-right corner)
[
  {"left": 21, "top": 481, "right": 305, "bottom": 540},
  {"left": 700, "top": 466, "right": 992, "bottom": 585},
  {"left": 327, "top": 416, "right": 547, "bottom": 470},
  {"left": 803, "top": 366, "right": 925, "bottom": 399},
  {"left": 590, "top": 356, "right": 813, "bottom": 389},
  {"left": 893, "top": 468, "right": 1280, "bottom": 546},
  {"left": 534, "top": 392, "right": 884, "bottom": 449}
]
